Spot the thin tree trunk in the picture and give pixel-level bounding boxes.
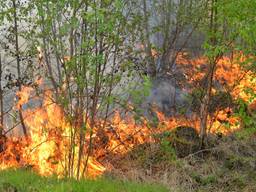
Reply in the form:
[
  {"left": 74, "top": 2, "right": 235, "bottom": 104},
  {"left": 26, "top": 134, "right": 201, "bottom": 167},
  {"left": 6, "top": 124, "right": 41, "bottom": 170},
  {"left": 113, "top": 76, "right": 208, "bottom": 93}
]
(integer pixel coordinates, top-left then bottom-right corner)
[
  {"left": 199, "top": 61, "right": 215, "bottom": 147},
  {"left": 143, "top": 0, "right": 156, "bottom": 78},
  {"left": 0, "top": 54, "right": 4, "bottom": 153},
  {"left": 199, "top": 0, "right": 218, "bottom": 147},
  {"left": 12, "top": 0, "right": 27, "bottom": 136},
  {"left": 0, "top": 54, "right": 4, "bottom": 136},
  {"left": 42, "top": 3, "right": 59, "bottom": 94},
  {"left": 82, "top": 0, "right": 101, "bottom": 176}
]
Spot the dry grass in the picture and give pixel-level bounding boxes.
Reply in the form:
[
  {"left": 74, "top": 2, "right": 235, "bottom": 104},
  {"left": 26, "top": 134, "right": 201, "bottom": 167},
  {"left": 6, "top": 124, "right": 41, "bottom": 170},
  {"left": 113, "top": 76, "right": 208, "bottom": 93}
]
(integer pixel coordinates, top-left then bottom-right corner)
[{"left": 107, "top": 134, "right": 256, "bottom": 192}]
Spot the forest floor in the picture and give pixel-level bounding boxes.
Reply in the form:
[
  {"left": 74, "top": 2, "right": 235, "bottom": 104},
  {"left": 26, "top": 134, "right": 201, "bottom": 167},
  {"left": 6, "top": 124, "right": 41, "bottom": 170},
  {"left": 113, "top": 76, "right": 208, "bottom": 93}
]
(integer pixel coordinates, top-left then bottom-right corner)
[
  {"left": 108, "top": 129, "right": 256, "bottom": 192},
  {"left": 0, "top": 169, "right": 168, "bottom": 192}
]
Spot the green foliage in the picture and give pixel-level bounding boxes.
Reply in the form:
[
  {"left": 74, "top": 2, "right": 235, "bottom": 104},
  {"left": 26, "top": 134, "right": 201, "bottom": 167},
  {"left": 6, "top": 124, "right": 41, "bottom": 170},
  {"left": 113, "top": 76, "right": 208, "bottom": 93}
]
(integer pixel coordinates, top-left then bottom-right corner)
[
  {"left": 0, "top": 169, "right": 168, "bottom": 192},
  {"left": 128, "top": 75, "right": 152, "bottom": 116},
  {"left": 153, "top": 131, "right": 177, "bottom": 161},
  {"left": 218, "top": 0, "right": 256, "bottom": 50},
  {"left": 235, "top": 100, "right": 253, "bottom": 126},
  {"left": 217, "top": 0, "right": 256, "bottom": 70},
  {"left": 186, "top": 88, "right": 204, "bottom": 113},
  {"left": 159, "top": 137, "right": 177, "bottom": 161},
  {"left": 234, "top": 99, "right": 256, "bottom": 139}
]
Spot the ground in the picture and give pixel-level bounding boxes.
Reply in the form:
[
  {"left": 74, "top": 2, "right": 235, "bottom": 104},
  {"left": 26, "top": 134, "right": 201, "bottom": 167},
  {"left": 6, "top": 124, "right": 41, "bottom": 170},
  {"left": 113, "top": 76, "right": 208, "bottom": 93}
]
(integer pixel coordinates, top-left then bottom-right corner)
[
  {"left": 108, "top": 128, "right": 256, "bottom": 192},
  {"left": 0, "top": 169, "right": 168, "bottom": 192}
]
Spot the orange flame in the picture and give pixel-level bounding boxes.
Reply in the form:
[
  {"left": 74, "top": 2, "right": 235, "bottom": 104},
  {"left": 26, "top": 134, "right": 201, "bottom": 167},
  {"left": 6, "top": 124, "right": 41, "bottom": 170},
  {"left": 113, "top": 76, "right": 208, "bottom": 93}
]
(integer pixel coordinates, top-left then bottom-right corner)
[{"left": 0, "top": 53, "right": 255, "bottom": 178}]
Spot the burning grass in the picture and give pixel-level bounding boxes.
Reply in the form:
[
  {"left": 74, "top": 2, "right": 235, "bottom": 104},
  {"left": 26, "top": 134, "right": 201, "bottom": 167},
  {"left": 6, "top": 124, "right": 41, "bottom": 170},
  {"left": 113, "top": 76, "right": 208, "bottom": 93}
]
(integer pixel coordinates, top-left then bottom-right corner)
[{"left": 0, "top": 53, "right": 255, "bottom": 184}]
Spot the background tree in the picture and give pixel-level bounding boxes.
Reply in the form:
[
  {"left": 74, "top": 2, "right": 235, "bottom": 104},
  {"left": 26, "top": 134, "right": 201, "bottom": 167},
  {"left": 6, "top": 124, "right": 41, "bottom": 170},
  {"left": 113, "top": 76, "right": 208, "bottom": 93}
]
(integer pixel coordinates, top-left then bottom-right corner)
[{"left": 199, "top": 0, "right": 256, "bottom": 145}]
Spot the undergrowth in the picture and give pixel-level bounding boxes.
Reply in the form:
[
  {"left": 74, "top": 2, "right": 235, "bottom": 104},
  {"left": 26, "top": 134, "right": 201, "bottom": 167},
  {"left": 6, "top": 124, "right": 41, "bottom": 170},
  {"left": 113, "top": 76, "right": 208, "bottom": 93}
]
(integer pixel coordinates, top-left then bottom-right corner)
[{"left": 0, "top": 169, "right": 169, "bottom": 192}]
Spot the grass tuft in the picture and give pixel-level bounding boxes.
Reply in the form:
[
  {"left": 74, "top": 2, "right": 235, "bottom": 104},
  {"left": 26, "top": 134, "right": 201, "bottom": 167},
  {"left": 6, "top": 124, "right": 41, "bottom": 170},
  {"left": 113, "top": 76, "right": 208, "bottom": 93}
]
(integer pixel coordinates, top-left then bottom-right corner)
[{"left": 0, "top": 169, "right": 169, "bottom": 192}]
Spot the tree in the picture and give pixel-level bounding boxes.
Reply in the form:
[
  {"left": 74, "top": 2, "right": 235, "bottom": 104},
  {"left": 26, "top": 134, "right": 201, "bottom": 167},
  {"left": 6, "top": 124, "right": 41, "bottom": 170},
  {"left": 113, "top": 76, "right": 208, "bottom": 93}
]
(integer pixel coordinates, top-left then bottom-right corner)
[
  {"left": 20, "top": 0, "right": 142, "bottom": 178},
  {"left": 199, "top": 0, "right": 256, "bottom": 145},
  {"left": 12, "top": 0, "right": 28, "bottom": 136},
  {"left": 138, "top": 0, "right": 207, "bottom": 77}
]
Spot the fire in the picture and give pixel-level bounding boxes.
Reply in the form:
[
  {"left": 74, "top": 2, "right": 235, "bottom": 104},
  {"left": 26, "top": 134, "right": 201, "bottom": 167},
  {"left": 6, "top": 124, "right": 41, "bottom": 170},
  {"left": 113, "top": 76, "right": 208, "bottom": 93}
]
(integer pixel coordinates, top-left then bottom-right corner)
[
  {"left": 179, "top": 53, "right": 256, "bottom": 102},
  {"left": 1, "top": 88, "right": 107, "bottom": 178},
  {"left": 0, "top": 53, "right": 255, "bottom": 178},
  {"left": 15, "top": 86, "right": 33, "bottom": 110}
]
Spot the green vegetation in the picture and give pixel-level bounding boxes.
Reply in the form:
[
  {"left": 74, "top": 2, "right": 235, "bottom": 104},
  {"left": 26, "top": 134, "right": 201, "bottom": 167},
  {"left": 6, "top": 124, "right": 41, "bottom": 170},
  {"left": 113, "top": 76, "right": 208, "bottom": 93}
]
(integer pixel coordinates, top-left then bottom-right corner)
[
  {"left": 0, "top": 0, "right": 255, "bottom": 191},
  {"left": 0, "top": 169, "right": 169, "bottom": 192}
]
